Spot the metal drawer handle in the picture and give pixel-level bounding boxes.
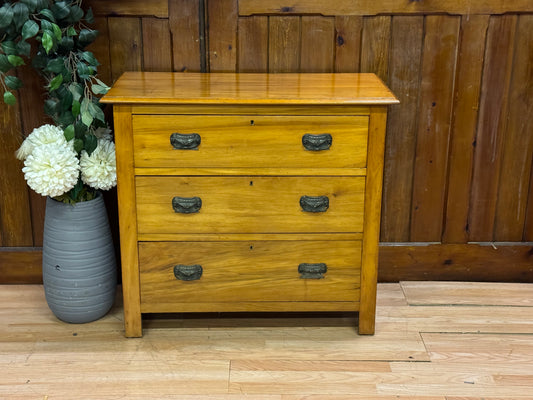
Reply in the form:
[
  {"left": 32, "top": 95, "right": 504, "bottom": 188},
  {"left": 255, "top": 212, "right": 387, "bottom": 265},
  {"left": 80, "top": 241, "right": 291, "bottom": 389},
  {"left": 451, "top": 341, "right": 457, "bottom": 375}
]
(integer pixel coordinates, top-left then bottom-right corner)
[
  {"left": 170, "top": 132, "right": 201, "bottom": 150},
  {"left": 302, "top": 133, "right": 332, "bottom": 151},
  {"left": 300, "top": 195, "right": 329, "bottom": 213},
  {"left": 174, "top": 264, "right": 203, "bottom": 281},
  {"left": 298, "top": 263, "right": 327, "bottom": 279},
  {"left": 172, "top": 196, "right": 202, "bottom": 213}
]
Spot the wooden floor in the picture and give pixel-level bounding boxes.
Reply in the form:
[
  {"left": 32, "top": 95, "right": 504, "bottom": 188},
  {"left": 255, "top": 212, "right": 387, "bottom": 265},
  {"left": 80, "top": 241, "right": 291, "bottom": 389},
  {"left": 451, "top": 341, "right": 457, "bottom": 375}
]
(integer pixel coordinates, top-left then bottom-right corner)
[{"left": 2, "top": 282, "right": 533, "bottom": 399}]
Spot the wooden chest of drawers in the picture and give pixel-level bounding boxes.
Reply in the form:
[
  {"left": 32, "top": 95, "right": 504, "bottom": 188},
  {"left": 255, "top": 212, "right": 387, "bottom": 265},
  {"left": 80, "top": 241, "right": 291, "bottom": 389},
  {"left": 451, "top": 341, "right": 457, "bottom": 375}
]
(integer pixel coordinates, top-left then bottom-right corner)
[{"left": 101, "top": 73, "right": 398, "bottom": 337}]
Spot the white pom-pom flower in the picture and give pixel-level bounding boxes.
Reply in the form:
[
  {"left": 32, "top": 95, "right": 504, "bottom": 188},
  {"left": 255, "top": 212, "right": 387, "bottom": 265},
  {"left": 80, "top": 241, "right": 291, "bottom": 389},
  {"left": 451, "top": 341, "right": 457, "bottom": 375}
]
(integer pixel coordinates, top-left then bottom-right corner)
[
  {"left": 16, "top": 124, "right": 67, "bottom": 161},
  {"left": 22, "top": 143, "right": 80, "bottom": 198},
  {"left": 80, "top": 139, "right": 117, "bottom": 191}
]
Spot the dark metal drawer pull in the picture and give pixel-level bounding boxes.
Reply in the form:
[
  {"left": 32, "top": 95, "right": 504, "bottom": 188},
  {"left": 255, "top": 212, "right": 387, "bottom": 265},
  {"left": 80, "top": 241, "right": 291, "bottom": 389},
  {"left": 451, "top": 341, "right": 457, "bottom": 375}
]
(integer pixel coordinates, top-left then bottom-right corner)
[
  {"left": 170, "top": 132, "right": 201, "bottom": 150},
  {"left": 300, "top": 195, "right": 329, "bottom": 213},
  {"left": 172, "top": 196, "right": 202, "bottom": 213},
  {"left": 174, "top": 264, "right": 203, "bottom": 281},
  {"left": 298, "top": 263, "right": 327, "bottom": 279},
  {"left": 302, "top": 133, "right": 332, "bottom": 151}
]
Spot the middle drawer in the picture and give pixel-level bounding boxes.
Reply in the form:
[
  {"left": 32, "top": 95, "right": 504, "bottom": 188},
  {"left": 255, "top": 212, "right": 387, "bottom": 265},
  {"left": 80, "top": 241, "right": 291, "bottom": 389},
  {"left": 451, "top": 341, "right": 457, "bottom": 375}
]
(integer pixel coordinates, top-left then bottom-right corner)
[{"left": 136, "top": 176, "right": 365, "bottom": 234}]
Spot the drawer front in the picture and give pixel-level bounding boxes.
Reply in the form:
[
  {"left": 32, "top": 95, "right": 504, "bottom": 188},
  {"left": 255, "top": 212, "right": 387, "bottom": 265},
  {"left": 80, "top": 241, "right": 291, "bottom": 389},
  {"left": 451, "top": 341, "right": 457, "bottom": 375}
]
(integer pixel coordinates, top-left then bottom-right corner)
[
  {"left": 139, "top": 240, "right": 361, "bottom": 307},
  {"left": 136, "top": 176, "right": 365, "bottom": 234},
  {"left": 132, "top": 115, "right": 368, "bottom": 169}
]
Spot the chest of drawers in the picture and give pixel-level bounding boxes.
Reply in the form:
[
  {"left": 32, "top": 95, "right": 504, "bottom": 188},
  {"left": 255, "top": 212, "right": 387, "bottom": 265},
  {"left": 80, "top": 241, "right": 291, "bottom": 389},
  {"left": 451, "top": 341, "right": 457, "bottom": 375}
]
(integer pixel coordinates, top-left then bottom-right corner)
[{"left": 101, "top": 73, "right": 398, "bottom": 337}]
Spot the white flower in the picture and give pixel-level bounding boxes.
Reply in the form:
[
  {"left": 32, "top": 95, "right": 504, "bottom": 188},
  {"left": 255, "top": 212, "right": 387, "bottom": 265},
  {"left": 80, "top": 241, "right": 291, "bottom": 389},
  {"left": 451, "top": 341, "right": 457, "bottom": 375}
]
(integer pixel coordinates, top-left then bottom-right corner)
[
  {"left": 80, "top": 139, "right": 117, "bottom": 191},
  {"left": 22, "top": 143, "right": 80, "bottom": 198},
  {"left": 16, "top": 124, "right": 67, "bottom": 161}
]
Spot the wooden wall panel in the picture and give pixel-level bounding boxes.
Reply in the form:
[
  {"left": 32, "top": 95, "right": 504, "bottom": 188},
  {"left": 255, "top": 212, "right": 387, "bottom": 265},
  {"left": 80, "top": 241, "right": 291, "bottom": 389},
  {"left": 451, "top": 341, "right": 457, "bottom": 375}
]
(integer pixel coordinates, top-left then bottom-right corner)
[
  {"left": 469, "top": 15, "right": 517, "bottom": 241},
  {"left": 334, "top": 16, "right": 362, "bottom": 73},
  {"left": 2, "top": 0, "right": 533, "bottom": 283},
  {"left": 380, "top": 16, "right": 423, "bottom": 242},
  {"left": 142, "top": 18, "right": 173, "bottom": 72},
  {"left": 169, "top": 0, "right": 202, "bottom": 72},
  {"left": 108, "top": 17, "right": 143, "bottom": 82},
  {"left": 268, "top": 16, "right": 301, "bottom": 72},
  {"left": 493, "top": 15, "right": 533, "bottom": 241},
  {"left": 237, "top": 16, "right": 269, "bottom": 72},
  {"left": 300, "top": 17, "right": 335, "bottom": 73},
  {"left": 410, "top": 15, "right": 460, "bottom": 242},
  {"left": 442, "top": 15, "right": 489, "bottom": 244}
]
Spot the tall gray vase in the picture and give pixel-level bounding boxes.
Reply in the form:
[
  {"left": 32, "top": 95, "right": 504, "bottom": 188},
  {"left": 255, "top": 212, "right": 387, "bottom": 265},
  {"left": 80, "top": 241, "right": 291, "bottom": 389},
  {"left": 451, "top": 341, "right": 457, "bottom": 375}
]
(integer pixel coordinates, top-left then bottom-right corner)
[{"left": 42, "top": 192, "right": 117, "bottom": 323}]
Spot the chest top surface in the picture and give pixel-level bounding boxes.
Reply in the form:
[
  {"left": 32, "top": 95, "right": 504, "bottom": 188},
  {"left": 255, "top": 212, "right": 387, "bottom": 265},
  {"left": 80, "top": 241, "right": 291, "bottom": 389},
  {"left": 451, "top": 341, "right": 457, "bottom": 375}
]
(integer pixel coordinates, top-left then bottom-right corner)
[{"left": 100, "top": 72, "right": 399, "bottom": 106}]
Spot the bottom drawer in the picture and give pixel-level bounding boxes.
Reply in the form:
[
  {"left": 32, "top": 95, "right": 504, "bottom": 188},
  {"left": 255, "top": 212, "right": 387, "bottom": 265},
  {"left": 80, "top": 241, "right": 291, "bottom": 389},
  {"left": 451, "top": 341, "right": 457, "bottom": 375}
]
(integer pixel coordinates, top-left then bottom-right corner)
[{"left": 139, "top": 240, "right": 361, "bottom": 312}]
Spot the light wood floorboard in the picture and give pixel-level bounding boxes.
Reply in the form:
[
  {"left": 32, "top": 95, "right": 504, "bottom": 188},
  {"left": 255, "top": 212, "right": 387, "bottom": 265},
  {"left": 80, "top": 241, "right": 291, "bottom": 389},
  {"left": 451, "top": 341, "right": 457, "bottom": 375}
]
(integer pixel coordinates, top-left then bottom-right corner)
[{"left": 0, "top": 282, "right": 532, "bottom": 399}]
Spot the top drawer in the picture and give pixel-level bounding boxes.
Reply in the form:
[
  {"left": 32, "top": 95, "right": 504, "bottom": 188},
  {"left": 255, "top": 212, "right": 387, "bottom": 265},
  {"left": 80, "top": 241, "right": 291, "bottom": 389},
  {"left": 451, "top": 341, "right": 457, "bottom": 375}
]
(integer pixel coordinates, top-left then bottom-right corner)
[{"left": 132, "top": 115, "right": 368, "bottom": 169}]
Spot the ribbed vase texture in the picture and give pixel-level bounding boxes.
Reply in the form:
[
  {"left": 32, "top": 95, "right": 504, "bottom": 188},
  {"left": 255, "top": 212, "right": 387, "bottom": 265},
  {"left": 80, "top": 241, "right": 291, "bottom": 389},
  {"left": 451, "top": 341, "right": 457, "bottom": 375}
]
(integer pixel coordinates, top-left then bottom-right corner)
[{"left": 42, "top": 193, "right": 117, "bottom": 323}]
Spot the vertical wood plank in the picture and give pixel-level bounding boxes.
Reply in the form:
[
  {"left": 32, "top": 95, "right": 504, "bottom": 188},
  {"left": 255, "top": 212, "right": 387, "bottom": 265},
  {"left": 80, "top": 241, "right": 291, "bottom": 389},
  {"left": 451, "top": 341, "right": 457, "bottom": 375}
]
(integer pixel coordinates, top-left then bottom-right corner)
[
  {"left": 334, "top": 16, "right": 362, "bottom": 73},
  {"left": 469, "top": 15, "right": 517, "bottom": 241},
  {"left": 208, "top": 0, "right": 238, "bottom": 72},
  {"left": 108, "top": 17, "right": 142, "bottom": 82},
  {"left": 88, "top": 16, "right": 112, "bottom": 86},
  {"left": 238, "top": 16, "right": 269, "bottom": 72},
  {"left": 113, "top": 105, "right": 142, "bottom": 337},
  {"left": 410, "top": 15, "right": 460, "bottom": 242},
  {"left": 169, "top": 0, "right": 201, "bottom": 72},
  {"left": 268, "top": 16, "right": 301, "bottom": 73},
  {"left": 494, "top": 15, "right": 533, "bottom": 241},
  {"left": 381, "top": 16, "right": 424, "bottom": 242},
  {"left": 300, "top": 17, "right": 335, "bottom": 73},
  {"left": 442, "top": 15, "right": 489, "bottom": 244},
  {"left": 360, "top": 106, "right": 388, "bottom": 334},
  {"left": 0, "top": 100, "right": 33, "bottom": 246},
  {"left": 142, "top": 18, "right": 173, "bottom": 72},
  {"left": 525, "top": 162, "right": 533, "bottom": 241},
  {"left": 360, "top": 16, "right": 391, "bottom": 82}
]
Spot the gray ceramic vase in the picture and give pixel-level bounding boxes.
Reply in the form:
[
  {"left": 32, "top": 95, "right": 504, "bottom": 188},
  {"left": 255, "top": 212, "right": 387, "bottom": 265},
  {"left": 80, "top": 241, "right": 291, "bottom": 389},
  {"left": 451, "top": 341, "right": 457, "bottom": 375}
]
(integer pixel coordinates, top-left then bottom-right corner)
[{"left": 42, "top": 192, "right": 117, "bottom": 323}]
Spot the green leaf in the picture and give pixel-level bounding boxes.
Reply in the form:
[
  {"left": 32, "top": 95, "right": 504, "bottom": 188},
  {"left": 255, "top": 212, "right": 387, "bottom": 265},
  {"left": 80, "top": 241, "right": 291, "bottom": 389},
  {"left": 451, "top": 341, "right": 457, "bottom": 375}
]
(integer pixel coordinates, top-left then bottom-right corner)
[
  {"left": 48, "top": 74, "right": 63, "bottom": 91},
  {"left": 1, "top": 41, "right": 17, "bottom": 55},
  {"left": 76, "top": 61, "right": 90, "bottom": 80},
  {"left": 72, "top": 99, "right": 81, "bottom": 117},
  {"left": 64, "top": 124, "right": 75, "bottom": 141},
  {"left": 73, "top": 138, "right": 84, "bottom": 153},
  {"left": 22, "top": 20, "right": 39, "bottom": 40},
  {"left": 84, "top": 133, "right": 98, "bottom": 155},
  {"left": 0, "top": 4, "right": 14, "bottom": 29},
  {"left": 20, "top": 0, "right": 40, "bottom": 13},
  {"left": 0, "top": 54, "right": 13, "bottom": 73},
  {"left": 80, "top": 97, "right": 93, "bottom": 126},
  {"left": 81, "top": 51, "right": 99, "bottom": 67},
  {"left": 8, "top": 55, "right": 25, "bottom": 67},
  {"left": 78, "top": 29, "right": 98, "bottom": 46},
  {"left": 59, "top": 36, "right": 74, "bottom": 51},
  {"left": 51, "top": 1, "right": 70, "bottom": 19},
  {"left": 45, "top": 58, "right": 65, "bottom": 73},
  {"left": 16, "top": 40, "right": 31, "bottom": 57},
  {"left": 5, "top": 75, "right": 23, "bottom": 90},
  {"left": 69, "top": 5, "right": 84, "bottom": 23},
  {"left": 85, "top": 8, "right": 94, "bottom": 24},
  {"left": 89, "top": 101, "right": 106, "bottom": 123},
  {"left": 52, "top": 23, "right": 62, "bottom": 40},
  {"left": 3, "top": 91, "right": 16, "bottom": 105},
  {"left": 67, "top": 26, "right": 77, "bottom": 37},
  {"left": 68, "top": 82, "right": 83, "bottom": 101},
  {"left": 44, "top": 98, "right": 59, "bottom": 116},
  {"left": 13, "top": 3, "right": 29, "bottom": 30},
  {"left": 42, "top": 31, "right": 53, "bottom": 54},
  {"left": 39, "top": 8, "right": 55, "bottom": 22},
  {"left": 91, "top": 84, "right": 108, "bottom": 95}
]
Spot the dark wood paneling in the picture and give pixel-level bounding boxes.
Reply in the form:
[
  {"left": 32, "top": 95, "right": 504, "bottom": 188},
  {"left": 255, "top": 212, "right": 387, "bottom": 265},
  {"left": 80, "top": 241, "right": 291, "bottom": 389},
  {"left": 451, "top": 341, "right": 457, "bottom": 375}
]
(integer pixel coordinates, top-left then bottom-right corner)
[
  {"left": 87, "top": 0, "right": 169, "bottom": 17},
  {"left": 469, "top": 15, "right": 517, "bottom": 241},
  {"left": 334, "top": 16, "right": 362, "bottom": 73},
  {"left": 268, "top": 16, "right": 301, "bottom": 72},
  {"left": 379, "top": 243, "right": 533, "bottom": 282},
  {"left": 410, "top": 15, "right": 460, "bottom": 242},
  {"left": 360, "top": 16, "right": 390, "bottom": 83},
  {"left": 443, "top": 15, "right": 489, "bottom": 244},
  {"left": 142, "top": 18, "right": 173, "bottom": 72},
  {"left": 0, "top": 249, "right": 42, "bottom": 283},
  {"left": 108, "top": 17, "right": 143, "bottom": 82},
  {"left": 380, "top": 16, "right": 423, "bottom": 242},
  {"left": 494, "top": 15, "right": 533, "bottom": 242},
  {"left": 207, "top": 0, "right": 238, "bottom": 72},
  {"left": 239, "top": 0, "right": 533, "bottom": 16},
  {"left": 237, "top": 16, "right": 269, "bottom": 72},
  {"left": 300, "top": 17, "right": 335, "bottom": 73},
  {"left": 169, "top": 0, "right": 202, "bottom": 72}
]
